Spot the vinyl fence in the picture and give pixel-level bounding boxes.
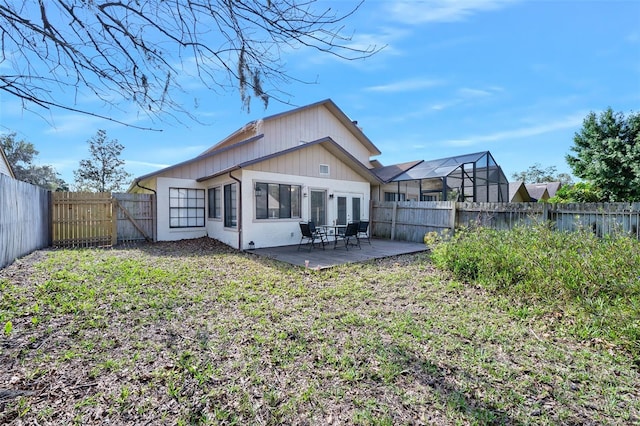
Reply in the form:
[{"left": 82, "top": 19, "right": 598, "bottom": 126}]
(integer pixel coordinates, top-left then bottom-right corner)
[
  {"left": 0, "top": 174, "right": 51, "bottom": 269},
  {"left": 371, "top": 201, "right": 640, "bottom": 243}
]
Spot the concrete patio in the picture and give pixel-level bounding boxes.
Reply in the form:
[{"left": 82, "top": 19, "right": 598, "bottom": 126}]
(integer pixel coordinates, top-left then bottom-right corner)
[{"left": 248, "top": 238, "right": 429, "bottom": 269}]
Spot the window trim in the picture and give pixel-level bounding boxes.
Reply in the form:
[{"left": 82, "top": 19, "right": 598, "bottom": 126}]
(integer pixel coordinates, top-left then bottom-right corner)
[
  {"left": 255, "top": 181, "right": 302, "bottom": 220},
  {"left": 319, "top": 164, "right": 330, "bottom": 176},
  {"left": 224, "top": 183, "right": 237, "bottom": 228},
  {"left": 169, "top": 187, "right": 205, "bottom": 228},
  {"left": 208, "top": 186, "right": 221, "bottom": 219}
]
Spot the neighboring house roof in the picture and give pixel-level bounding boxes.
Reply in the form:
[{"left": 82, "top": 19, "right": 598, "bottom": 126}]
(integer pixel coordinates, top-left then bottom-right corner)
[
  {"left": 391, "top": 151, "right": 498, "bottom": 181},
  {"left": 201, "top": 99, "right": 382, "bottom": 157},
  {"left": 545, "top": 181, "right": 562, "bottom": 198},
  {"left": 525, "top": 183, "right": 550, "bottom": 201},
  {"left": 370, "top": 160, "right": 423, "bottom": 183},
  {"left": 0, "top": 145, "right": 15, "bottom": 178},
  {"left": 509, "top": 181, "right": 531, "bottom": 202},
  {"left": 196, "top": 137, "right": 383, "bottom": 184}
]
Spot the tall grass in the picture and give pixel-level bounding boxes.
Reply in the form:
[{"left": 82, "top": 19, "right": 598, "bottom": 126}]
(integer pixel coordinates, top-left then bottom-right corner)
[{"left": 430, "top": 223, "right": 640, "bottom": 362}]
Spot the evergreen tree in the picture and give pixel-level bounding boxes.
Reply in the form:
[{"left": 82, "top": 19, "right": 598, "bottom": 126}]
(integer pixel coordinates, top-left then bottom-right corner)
[
  {"left": 566, "top": 108, "right": 640, "bottom": 202},
  {"left": 74, "top": 130, "right": 132, "bottom": 192}
]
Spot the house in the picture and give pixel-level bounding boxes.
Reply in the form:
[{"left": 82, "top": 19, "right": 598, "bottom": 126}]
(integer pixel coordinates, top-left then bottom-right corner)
[
  {"left": 525, "top": 183, "right": 551, "bottom": 202},
  {"left": 371, "top": 151, "right": 509, "bottom": 202},
  {"left": 129, "top": 100, "right": 511, "bottom": 249},
  {"left": 129, "top": 99, "right": 384, "bottom": 250},
  {"left": 543, "top": 181, "right": 562, "bottom": 198},
  {"left": 0, "top": 145, "right": 15, "bottom": 178},
  {"left": 508, "top": 181, "right": 531, "bottom": 202}
]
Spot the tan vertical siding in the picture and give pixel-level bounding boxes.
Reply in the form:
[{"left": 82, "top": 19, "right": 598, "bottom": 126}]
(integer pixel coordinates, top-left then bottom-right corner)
[
  {"left": 150, "top": 103, "right": 375, "bottom": 181},
  {"left": 248, "top": 145, "right": 363, "bottom": 181}
]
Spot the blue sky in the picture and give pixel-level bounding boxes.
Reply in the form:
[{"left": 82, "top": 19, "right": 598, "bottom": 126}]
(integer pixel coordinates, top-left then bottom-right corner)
[{"left": 1, "top": 0, "right": 639, "bottom": 187}]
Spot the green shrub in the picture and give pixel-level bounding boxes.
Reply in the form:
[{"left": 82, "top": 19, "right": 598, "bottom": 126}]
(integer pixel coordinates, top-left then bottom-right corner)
[{"left": 430, "top": 223, "right": 640, "bottom": 359}]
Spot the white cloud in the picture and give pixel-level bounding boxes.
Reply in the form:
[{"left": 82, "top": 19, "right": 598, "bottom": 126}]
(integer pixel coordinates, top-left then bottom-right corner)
[
  {"left": 388, "top": 0, "right": 519, "bottom": 25},
  {"left": 365, "top": 78, "right": 444, "bottom": 93},
  {"left": 439, "top": 113, "right": 585, "bottom": 147},
  {"left": 125, "top": 160, "right": 171, "bottom": 169}
]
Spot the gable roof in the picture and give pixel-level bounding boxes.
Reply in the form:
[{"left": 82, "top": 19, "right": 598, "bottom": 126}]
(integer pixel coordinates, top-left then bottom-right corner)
[
  {"left": 525, "top": 183, "right": 550, "bottom": 201},
  {"left": 197, "top": 137, "right": 383, "bottom": 184},
  {"left": 509, "top": 181, "right": 531, "bottom": 202},
  {"left": 201, "top": 99, "right": 382, "bottom": 157},
  {"left": 129, "top": 134, "right": 265, "bottom": 188},
  {"left": 0, "top": 145, "right": 15, "bottom": 178},
  {"left": 545, "top": 181, "right": 562, "bottom": 198}
]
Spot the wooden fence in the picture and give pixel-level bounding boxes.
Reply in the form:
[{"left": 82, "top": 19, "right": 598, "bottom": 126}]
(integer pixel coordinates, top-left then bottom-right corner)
[
  {"left": 51, "top": 192, "right": 155, "bottom": 248},
  {"left": 0, "top": 174, "right": 51, "bottom": 269},
  {"left": 372, "top": 201, "right": 640, "bottom": 243}
]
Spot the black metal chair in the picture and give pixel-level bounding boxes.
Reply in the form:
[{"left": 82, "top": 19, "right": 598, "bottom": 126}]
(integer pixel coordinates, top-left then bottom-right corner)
[
  {"left": 309, "top": 221, "right": 327, "bottom": 241},
  {"left": 357, "top": 220, "right": 371, "bottom": 245},
  {"left": 298, "top": 222, "right": 325, "bottom": 251},
  {"left": 334, "top": 221, "right": 360, "bottom": 250}
]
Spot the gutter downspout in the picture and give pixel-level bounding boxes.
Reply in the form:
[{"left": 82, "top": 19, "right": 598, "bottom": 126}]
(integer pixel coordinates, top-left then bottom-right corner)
[
  {"left": 229, "top": 171, "right": 242, "bottom": 250},
  {"left": 136, "top": 181, "right": 158, "bottom": 242}
]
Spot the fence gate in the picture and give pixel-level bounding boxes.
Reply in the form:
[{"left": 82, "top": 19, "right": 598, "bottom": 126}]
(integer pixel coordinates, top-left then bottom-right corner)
[
  {"left": 51, "top": 192, "right": 155, "bottom": 248},
  {"left": 52, "top": 192, "right": 114, "bottom": 247}
]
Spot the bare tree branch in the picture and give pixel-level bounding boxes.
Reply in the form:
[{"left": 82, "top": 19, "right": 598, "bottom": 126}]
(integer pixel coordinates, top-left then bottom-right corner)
[{"left": 0, "top": 0, "right": 382, "bottom": 125}]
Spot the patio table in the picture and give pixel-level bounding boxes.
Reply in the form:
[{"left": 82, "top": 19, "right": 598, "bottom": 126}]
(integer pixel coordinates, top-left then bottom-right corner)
[{"left": 321, "top": 224, "right": 347, "bottom": 247}]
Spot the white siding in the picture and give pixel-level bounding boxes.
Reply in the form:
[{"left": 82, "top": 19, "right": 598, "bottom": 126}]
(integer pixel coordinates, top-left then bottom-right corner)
[{"left": 0, "top": 152, "right": 13, "bottom": 177}]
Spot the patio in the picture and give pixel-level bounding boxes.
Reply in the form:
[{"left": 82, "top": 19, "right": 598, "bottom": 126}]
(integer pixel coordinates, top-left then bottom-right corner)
[{"left": 248, "top": 238, "right": 429, "bottom": 269}]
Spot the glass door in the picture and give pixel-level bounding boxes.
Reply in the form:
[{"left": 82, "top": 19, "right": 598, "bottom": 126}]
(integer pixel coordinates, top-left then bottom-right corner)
[
  {"left": 310, "top": 190, "right": 326, "bottom": 226},
  {"left": 335, "top": 195, "right": 362, "bottom": 225}
]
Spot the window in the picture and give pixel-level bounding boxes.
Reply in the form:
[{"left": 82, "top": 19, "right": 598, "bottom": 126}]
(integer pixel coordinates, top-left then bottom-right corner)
[
  {"left": 169, "top": 188, "right": 205, "bottom": 228},
  {"left": 208, "top": 187, "right": 221, "bottom": 219},
  {"left": 224, "top": 183, "right": 237, "bottom": 227},
  {"left": 352, "top": 197, "right": 361, "bottom": 221},
  {"left": 255, "top": 182, "right": 301, "bottom": 219},
  {"left": 310, "top": 190, "right": 326, "bottom": 226},
  {"left": 319, "top": 164, "right": 329, "bottom": 175},
  {"left": 384, "top": 192, "right": 406, "bottom": 202}
]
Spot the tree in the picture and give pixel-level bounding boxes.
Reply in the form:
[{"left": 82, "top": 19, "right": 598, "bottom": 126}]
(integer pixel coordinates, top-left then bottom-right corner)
[
  {"left": 74, "top": 130, "right": 132, "bottom": 192},
  {"left": 547, "top": 182, "right": 603, "bottom": 203},
  {"left": 0, "top": 1, "right": 379, "bottom": 126},
  {"left": 0, "top": 132, "right": 68, "bottom": 190},
  {"left": 566, "top": 108, "right": 640, "bottom": 202},
  {"left": 511, "top": 163, "right": 573, "bottom": 185}
]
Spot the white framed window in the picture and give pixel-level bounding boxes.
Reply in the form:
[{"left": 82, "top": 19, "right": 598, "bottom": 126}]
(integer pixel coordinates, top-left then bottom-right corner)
[
  {"left": 224, "top": 183, "right": 237, "bottom": 228},
  {"left": 255, "top": 182, "right": 301, "bottom": 219},
  {"left": 169, "top": 188, "right": 205, "bottom": 228},
  {"left": 319, "top": 164, "right": 330, "bottom": 175},
  {"left": 208, "top": 186, "right": 221, "bottom": 219}
]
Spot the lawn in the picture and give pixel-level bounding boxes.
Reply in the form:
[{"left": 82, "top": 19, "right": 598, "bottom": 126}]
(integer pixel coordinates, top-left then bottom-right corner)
[{"left": 1, "top": 238, "right": 638, "bottom": 425}]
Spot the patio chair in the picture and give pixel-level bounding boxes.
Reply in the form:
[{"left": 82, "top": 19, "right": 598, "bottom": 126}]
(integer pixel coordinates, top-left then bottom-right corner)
[
  {"left": 298, "top": 222, "right": 325, "bottom": 251},
  {"left": 356, "top": 220, "right": 371, "bottom": 245},
  {"left": 309, "top": 221, "right": 327, "bottom": 241},
  {"left": 334, "top": 221, "right": 361, "bottom": 250}
]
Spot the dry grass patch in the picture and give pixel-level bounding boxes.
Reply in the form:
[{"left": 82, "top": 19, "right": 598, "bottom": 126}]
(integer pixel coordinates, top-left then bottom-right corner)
[{"left": 1, "top": 238, "right": 638, "bottom": 425}]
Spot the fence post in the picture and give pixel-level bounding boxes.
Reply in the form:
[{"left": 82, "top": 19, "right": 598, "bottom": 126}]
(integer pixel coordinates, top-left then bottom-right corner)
[
  {"left": 111, "top": 196, "right": 118, "bottom": 246},
  {"left": 391, "top": 202, "right": 397, "bottom": 240},
  {"left": 543, "top": 202, "right": 550, "bottom": 224},
  {"left": 450, "top": 202, "right": 457, "bottom": 234}
]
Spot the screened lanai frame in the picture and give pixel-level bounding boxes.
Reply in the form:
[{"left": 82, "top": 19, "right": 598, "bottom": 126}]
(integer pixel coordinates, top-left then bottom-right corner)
[{"left": 390, "top": 151, "right": 509, "bottom": 202}]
